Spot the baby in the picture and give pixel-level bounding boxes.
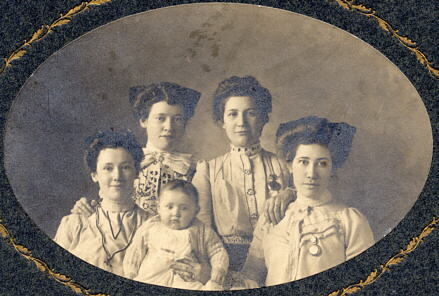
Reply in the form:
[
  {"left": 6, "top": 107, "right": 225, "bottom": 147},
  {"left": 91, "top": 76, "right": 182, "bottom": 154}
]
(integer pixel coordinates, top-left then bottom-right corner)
[{"left": 123, "top": 180, "right": 229, "bottom": 290}]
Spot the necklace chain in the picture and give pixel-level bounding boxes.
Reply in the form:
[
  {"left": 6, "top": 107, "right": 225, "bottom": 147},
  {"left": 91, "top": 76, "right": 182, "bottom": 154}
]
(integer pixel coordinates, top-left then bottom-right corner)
[{"left": 95, "top": 204, "right": 138, "bottom": 267}]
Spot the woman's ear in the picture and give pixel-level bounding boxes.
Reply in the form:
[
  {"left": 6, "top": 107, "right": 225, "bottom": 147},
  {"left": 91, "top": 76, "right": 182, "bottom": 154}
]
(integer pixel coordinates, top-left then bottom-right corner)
[
  {"left": 139, "top": 118, "right": 148, "bottom": 129},
  {"left": 90, "top": 172, "right": 98, "bottom": 183}
]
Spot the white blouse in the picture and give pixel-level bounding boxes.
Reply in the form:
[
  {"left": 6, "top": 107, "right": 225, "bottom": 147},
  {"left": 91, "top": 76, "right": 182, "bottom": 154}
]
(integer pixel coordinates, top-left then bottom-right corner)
[
  {"left": 241, "top": 191, "right": 374, "bottom": 286},
  {"left": 193, "top": 143, "right": 291, "bottom": 244},
  {"left": 54, "top": 199, "right": 149, "bottom": 277}
]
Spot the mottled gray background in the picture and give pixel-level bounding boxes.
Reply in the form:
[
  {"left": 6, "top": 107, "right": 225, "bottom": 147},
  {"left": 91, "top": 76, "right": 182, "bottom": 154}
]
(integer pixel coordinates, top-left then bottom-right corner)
[{"left": 4, "top": 4, "right": 432, "bottom": 244}]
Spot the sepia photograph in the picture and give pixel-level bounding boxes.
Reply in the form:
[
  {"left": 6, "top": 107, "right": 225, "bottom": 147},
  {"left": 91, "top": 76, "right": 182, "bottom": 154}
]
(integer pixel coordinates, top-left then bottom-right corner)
[{"left": 3, "top": 3, "right": 433, "bottom": 290}]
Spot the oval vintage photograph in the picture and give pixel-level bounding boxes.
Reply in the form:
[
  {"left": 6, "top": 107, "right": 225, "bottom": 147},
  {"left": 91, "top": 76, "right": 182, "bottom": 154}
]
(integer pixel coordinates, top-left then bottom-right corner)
[{"left": 3, "top": 3, "right": 432, "bottom": 290}]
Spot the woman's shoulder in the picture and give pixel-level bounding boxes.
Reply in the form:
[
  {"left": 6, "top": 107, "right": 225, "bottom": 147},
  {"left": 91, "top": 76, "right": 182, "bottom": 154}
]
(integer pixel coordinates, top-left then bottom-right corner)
[
  {"left": 195, "top": 153, "right": 230, "bottom": 173},
  {"left": 204, "top": 152, "right": 230, "bottom": 163},
  {"left": 260, "top": 148, "right": 276, "bottom": 157},
  {"left": 55, "top": 213, "right": 93, "bottom": 240},
  {"left": 136, "top": 214, "right": 161, "bottom": 233},
  {"left": 59, "top": 213, "right": 92, "bottom": 227},
  {"left": 133, "top": 205, "right": 152, "bottom": 222},
  {"left": 189, "top": 218, "right": 219, "bottom": 236},
  {"left": 189, "top": 217, "right": 212, "bottom": 231},
  {"left": 260, "top": 148, "right": 289, "bottom": 172},
  {"left": 322, "top": 202, "right": 370, "bottom": 225}
]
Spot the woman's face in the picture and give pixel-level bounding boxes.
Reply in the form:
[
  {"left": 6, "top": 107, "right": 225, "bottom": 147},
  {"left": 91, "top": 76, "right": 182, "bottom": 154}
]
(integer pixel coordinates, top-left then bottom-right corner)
[
  {"left": 222, "top": 96, "right": 265, "bottom": 147},
  {"left": 290, "top": 144, "right": 332, "bottom": 200},
  {"left": 140, "top": 101, "right": 186, "bottom": 151},
  {"left": 91, "top": 147, "right": 136, "bottom": 202}
]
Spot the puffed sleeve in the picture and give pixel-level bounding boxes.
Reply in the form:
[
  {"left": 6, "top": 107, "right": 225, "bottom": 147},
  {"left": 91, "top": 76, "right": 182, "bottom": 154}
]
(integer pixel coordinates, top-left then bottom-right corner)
[
  {"left": 341, "top": 207, "right": 375, "bottom": 260},
  {"left": 240, "top": 217, "right": 268, "bottom": 287},
  {"left": 123, "top": 221, "right": 151, "bottom": 279},
  {"left": 192, "top": 160, "right": 213, "bottom": 227},
  {"left": 204, "top": 226, "right": 229, "bottom": 284},
  {"left": 53, "top": 214, "right": 85, "bottom": 251}
]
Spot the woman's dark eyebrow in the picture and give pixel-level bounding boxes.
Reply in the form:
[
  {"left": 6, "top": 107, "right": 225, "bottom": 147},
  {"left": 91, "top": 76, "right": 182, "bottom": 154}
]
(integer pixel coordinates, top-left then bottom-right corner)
[
  {"left": 225, "top": 108, "right": 258, "bottom": 112},
  {"left": 153, "top": 113, "right": 183, "bottom": 116}
]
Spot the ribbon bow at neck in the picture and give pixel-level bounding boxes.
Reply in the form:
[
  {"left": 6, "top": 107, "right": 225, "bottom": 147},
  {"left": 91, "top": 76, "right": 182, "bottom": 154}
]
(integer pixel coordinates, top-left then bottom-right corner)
[{"left": 141, "top": 149, "right": 194, "bottom": 176}]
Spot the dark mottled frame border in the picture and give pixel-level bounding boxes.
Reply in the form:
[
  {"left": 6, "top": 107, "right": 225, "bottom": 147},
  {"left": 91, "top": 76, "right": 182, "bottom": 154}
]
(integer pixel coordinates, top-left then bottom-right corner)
[{"left": 0, "top": 0, "right": 437, "bottom": 295}]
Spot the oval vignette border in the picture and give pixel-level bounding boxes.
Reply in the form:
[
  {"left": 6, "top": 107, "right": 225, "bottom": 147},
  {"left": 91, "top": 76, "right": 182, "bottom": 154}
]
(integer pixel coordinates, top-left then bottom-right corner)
[{"left": 0, "top": 1, "right": 437, "bottom": 295}]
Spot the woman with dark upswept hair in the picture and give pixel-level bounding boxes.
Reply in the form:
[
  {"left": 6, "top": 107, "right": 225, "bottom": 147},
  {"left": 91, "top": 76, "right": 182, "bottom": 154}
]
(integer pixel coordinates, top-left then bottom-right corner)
[
  {"left": 240, "top": 116, "right": 374, "bottom": 287},
  {"left": 70, "top": 82, "right": 204, "bottom": 282},
  {"left": 54, "top": 130, "right": 150, "bottom": 277},
  {"left": 192, "top": 76, "right": 293, "bottom": 274},
  {"left": 72, "top": 82, "right": 201, "bottom": 217},
  {"left": 69, "top": 78, "right": 294, "bottom": 285}
]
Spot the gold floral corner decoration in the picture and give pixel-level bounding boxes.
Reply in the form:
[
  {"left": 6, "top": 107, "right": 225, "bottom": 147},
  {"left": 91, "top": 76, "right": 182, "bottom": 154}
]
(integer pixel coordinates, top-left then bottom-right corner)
[
  {"left": 0, "top": 0, "right": 113, "bottom": 75},
  {"left": 0, "top": 219, "right": 110, "bottom": 296},
  {"left": 333, "top": 0, "right": 439, "bottom": 79},
  {"left": 326, "top": 216, "right": 439, "bottom": 296}
]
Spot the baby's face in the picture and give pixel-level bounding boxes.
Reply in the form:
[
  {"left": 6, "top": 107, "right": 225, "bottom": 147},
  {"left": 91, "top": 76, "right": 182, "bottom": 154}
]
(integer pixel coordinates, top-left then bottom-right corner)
[{"left": 157, "top": 190, "right": 199, "bottom": 230}]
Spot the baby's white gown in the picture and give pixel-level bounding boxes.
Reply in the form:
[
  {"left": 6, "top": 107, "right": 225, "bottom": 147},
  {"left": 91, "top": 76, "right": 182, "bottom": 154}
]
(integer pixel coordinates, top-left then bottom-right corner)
[{"left": 134, "top": 223, "right": 204, "bottom": 289}]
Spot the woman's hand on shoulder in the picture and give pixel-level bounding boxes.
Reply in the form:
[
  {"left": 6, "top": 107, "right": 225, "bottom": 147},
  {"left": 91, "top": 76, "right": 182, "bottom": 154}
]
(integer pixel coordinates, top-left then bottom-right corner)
[
  {"left": 264, "top": 188, "right": 295, "bottom": 225},
  {"left": 70, "top": 197, "right": 96, "bottom": 216}
]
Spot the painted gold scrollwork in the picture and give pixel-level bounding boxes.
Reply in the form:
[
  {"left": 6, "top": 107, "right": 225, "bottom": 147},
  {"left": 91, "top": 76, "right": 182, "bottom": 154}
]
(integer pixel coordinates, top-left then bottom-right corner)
[
  {"left": 0, "top": 0, "right": 113, "bottom": 74},
  {"left": 332, "top": 0, "right": 439, "bottom": 79}
]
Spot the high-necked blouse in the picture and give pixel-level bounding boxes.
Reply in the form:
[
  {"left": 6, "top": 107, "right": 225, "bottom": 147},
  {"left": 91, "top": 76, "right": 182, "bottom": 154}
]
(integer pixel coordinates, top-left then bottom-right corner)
[
  {"left": 193, "top": 143, "right": 291, "bottom": 245},
  {"left": 241, "top": 191, "right": 374, "bottom": 287},
  {"left": 54, "top": 198, "right": 150, "bottom": 277},
  {"left": 134, "top": 144, "right": 197, "bottom": 216}
]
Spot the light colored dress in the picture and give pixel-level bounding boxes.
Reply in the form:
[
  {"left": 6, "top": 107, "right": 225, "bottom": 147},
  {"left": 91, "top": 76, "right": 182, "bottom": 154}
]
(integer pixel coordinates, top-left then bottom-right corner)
[
  {"left": 54, "top": 199, "right": 149, "bottom": 277},
  {"left": 123, "top": 216, "right": 229, "bottom": 290},
  {"left": 192, "top": 143, "right": 290, "bottom": 271},
  {"left": 134, "top": 145, "right": 197, "bottom": 216},
  {"left": 241, "top": 190, "right": 374, "bottom": 287}
]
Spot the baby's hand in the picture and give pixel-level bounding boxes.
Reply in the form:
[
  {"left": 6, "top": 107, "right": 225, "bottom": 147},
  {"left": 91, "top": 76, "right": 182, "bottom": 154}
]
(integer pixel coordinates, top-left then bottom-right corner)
[
  {"left": 202, "top": 280, "right": 224, "bottom": 291},
  {"left": 170, "top": 257, "right": 202, "bottom": 282},
  {"left": 70, "top": 197, "right": 96, "bottom": 216}
]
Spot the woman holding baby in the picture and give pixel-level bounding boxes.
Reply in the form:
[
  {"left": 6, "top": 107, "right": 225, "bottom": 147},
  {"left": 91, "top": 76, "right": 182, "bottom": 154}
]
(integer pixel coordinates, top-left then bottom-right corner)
[{"left": 60, "top": 76, "right": 373, "bottom": 289}]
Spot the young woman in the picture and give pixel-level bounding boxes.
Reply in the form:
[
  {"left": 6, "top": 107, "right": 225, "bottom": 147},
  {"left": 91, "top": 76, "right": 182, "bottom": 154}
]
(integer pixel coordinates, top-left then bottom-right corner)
[
  {"left": 72, "top": 82, "right": 201, "bottom": 217},
  {"left": 192, "top": 76, "right": 293, "bottom": 272},
  {"left": 128, "top": 83, "right": 200, "bottom": 216},
  {"left": 54, "top": 130, "right": 149, "bottom": 276},
  {"left": 240, "top": 116, "right": 374, "bottom": 287}
]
